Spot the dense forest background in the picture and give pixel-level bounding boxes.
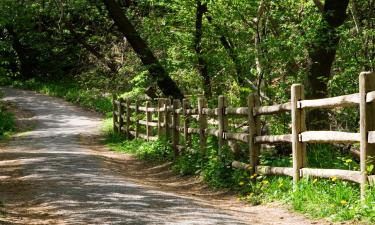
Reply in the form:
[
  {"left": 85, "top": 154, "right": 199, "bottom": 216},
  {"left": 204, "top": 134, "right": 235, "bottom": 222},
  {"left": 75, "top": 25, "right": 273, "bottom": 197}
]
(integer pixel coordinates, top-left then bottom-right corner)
[{"left": 0, "top": 0, "right": 374, "bottom": 129}]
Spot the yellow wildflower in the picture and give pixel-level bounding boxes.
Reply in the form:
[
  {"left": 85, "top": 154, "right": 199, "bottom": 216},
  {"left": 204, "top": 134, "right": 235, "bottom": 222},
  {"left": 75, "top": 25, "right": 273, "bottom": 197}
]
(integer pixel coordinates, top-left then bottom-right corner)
[
  {"left": 345, "top": 159, "right": 353, "bottom": 163},
  {"left": 331, "top": 176, "right": 337, "bottom": 182},
  {"left": 340, "top": 200, "right": 347, "bottom": 205},
  {"left": 262, "top": 180, "right": 269, "bottom": 185},
  {"left": 239, "top": 181, "right": 245, "bottom": 186},
  {"left": 250, "top": 173, "right": 258, "bottom": 179}
]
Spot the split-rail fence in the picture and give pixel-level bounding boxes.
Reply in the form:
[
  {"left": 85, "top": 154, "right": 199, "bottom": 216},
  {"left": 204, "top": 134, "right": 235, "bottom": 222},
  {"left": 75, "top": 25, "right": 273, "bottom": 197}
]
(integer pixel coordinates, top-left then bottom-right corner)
[{"left": 113, "top": 71, "right": 375, "bottom": 200}]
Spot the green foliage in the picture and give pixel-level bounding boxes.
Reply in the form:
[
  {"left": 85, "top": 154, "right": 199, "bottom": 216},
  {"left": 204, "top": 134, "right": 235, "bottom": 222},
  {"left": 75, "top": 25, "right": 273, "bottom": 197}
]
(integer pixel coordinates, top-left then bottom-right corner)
[
  {"left": 171, "top": 136, "right": 235, "bottom": 188},
  {"left": 238, "top": 173, "right": 374, "bottom": 222},
  {"left": 0, "top": 94, "right": 15, "bottom": 138},
  {"left": 106, "top": 129, "right": 375, "bottom": 222},
  {"left": 8, "top": 79, "right": 112, "bottom": 115},
  {"left": 105, "top": 132, "right": 174, "bottom": 162}
]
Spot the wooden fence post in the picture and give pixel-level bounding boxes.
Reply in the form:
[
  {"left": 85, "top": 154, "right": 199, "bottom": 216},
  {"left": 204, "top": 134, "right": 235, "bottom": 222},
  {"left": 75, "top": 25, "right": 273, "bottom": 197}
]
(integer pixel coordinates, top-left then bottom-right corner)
[
  {"left": 198, "top": 97, "right": 208, "bottom": 155},
  {"left": 182, "top": 98, "right": 191, "bottom": 147},
  {"left": 291, "top": 84, "right": 306, "bottom": 186},
  {"left": 157, "top": 98, "right": 165, "bottom": 138},
  {"left": 164, "top": 98, "right": 171, "bottom": 140},
  {"left": 172, "top": 99, "right": 181, "bottom": 156},
  {"left": 359, "top": 71, "right": 375, "bottom": 200},
  {"left": 135, "top": 100, "right": 140, "bottom": 138},
  {"left": 248, "top": 94, "right": 261, "bottom": 174},
  {"left": 112, "top": 96, "right": 118, "bottom": 133},
  {"left": 146, "top": 101, "right": 152, "bottom": 141},
  {"left": 118, "top": 98, "right": 124, "bottom": 133},
  {"left": 218, "top": 95, "right": 228, "bottom": 149},
  {"left": 125, "top": 99, "right": 131, "bottom": 139}
]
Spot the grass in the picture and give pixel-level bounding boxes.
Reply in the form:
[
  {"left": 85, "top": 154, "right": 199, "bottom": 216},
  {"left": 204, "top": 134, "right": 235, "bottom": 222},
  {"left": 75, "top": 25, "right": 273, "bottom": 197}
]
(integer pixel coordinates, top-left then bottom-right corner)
[
  {"left": 0, "top": 92, "right": 15, "bottom": 140},
  {"left": 7, "top": 79, "right": 113, "bottom": 116},
  {"left": 104, "top": 121, "right": 375, "bottom": 223},
  {"left": 234, "top": 144, "right": 374, "bottom": 222}
]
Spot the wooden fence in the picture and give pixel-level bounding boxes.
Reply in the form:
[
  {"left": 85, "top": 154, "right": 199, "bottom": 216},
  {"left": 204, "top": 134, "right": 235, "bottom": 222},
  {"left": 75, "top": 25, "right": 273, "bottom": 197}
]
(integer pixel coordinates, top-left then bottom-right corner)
[{"left": 113, "top": 71, "right": 375, "bottom": 200}]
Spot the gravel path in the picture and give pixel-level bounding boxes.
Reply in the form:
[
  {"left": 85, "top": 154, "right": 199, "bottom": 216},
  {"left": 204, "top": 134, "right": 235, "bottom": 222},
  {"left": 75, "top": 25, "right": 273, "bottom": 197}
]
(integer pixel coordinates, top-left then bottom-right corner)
[{"left": 0, "top": 87, "right": 326, "bottom": 225}]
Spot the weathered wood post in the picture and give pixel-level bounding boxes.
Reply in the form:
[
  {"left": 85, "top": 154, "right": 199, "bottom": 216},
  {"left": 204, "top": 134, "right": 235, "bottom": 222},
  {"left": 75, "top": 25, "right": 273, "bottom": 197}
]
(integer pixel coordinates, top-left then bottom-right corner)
[
  {"left": 198, "top": 97, "right": 208, "bottom": 155},
  {"left": 157, "top": 98, "right": 165, "bottom": 138},
  {"left": 164, "top": 98, "right": 171, "bottom": 140},
  {"left": 359, "top": 71, "right": 375, "bottom": 200},
  {"left": 118, "top": 98, "right": 124, "bottom": 133},
  {"left": 146, "top": 101, "right": 152, "bottom": 141},
  {"left": 182, "top": 98, "right": 191, "bottom": 147},
  {"left": 218, "top": 95, "right": 228, "bottom": 150},
  {"left": 172, "top": 99, "right": 181, "bottom": 156},
  {"left": 135, "top": 100, "right": 140, "bottom": 138},
  {"left": 125, "top": 99, "right": 131, "bottom": 139},
  {"left": 291, "top": 84, "right": 306, "bottom": 186},
  {"left": 248, "top": 94, "right": 261, "bottom": 174}
]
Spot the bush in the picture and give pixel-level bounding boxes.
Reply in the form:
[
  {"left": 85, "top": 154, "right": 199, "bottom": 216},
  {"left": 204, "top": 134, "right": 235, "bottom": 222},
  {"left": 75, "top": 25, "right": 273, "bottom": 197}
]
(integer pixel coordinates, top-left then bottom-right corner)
[
  {"left": 0, "top": 96, "right": 15, "bottom": 137},
  {"left": 10, "top": 79, "right": 112, "bottom": 114}
]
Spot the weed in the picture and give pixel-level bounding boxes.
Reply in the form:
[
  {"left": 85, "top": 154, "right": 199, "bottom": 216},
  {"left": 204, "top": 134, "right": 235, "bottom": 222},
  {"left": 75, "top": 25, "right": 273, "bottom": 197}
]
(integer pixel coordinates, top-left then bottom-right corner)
[
  {"left": 0, "top": 94, "right": 15, "bottom": 139},
  {"left": 9, "top": 79, "right": 112, "bottom": 115}
]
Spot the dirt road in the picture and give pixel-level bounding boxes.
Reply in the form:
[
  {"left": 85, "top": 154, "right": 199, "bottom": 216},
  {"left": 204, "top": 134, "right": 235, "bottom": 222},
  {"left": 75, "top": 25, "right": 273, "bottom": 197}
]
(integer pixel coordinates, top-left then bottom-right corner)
[{"left": 0, "top": 87, "right": 325, "bottom": 225}]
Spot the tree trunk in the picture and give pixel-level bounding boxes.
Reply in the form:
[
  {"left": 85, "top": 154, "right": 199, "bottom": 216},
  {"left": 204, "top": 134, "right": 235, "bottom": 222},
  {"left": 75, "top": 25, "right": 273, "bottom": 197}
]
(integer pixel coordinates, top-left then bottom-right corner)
[
  {"left": 205, "top": 15, "right": 244, "bottom": 85},
  {"left": 102, "top": 0, "right": 183, "bottom": 99},
  {"left": 65, "top": 22, "right": 118, "bottom": 74},
  {"left": 306, "top": 0, "right": 349, "bottom": 129},
  {"left": 5, "top": 25, "right": 35, "bottom": 80},
  {"left": 194, "top": 0, "right": 212, "bottom": 98}
]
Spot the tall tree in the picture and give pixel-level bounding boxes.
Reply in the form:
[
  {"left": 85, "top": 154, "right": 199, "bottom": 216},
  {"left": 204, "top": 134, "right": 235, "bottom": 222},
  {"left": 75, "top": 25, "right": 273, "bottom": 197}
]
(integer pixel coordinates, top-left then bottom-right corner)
[
  {"left": 5, "top": 25, "right": 36, "bottom": 80},
  {"left": 194, "top": 0, "right": 211, "bottom": 98},
  {"left": 307, "top": 0, "right": 350, "bottom": 129},
  {"left": 101, "top": 0, "right": 183, "bottom": 99}
]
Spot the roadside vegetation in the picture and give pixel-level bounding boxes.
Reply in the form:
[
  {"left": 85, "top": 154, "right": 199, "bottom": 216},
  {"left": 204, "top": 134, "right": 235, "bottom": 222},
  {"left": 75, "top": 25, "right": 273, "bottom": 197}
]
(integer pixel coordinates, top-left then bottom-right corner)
[
  {"left": 4, "top": 82, "right": 374, "bottom": 223},
  {"left": 2, "top": 79, "right": 113, "bottom": 116},
  {"left": 104, "top": 124, "right": 375, "bottom": 223},
  {"left": 0, "top": 92, "right": 15, "bottom": 140}
]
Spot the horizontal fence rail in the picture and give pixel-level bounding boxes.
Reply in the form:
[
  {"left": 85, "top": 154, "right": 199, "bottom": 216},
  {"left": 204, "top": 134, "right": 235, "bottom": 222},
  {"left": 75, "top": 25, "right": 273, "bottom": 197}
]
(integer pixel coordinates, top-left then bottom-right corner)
[{"left": 113, "top": 71, "right": 375, "bottom": 201}]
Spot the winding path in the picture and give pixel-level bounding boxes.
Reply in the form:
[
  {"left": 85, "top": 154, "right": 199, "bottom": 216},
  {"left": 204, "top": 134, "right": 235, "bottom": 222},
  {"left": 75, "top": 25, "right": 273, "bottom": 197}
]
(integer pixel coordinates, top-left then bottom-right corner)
[{"left": 0, "top": 87, "right": 323, "bottom": 225}]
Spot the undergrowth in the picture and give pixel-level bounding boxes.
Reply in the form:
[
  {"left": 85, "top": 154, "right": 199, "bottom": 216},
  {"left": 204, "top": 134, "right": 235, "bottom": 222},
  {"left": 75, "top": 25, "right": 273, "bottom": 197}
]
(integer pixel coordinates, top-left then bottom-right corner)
[
  {"left": 4, "top": 79, "right": 112, "bottom": 116},
  {"left": 0, "top": 92, "right": 15, "bottom": 139},
  {"left": 104, "top": 122, "right": 375, "bottom": 223}
]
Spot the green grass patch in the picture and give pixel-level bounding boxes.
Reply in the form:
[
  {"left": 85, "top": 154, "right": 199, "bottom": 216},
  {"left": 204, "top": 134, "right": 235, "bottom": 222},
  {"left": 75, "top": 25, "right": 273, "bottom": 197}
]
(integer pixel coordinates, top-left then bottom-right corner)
[
  {"left": 104, "top": 123, "right": 375, "bottom": 223},
  {"left": 0, "top": 93, "right": 15, "bottom": 140},
  {"left": 237, "top": 174, "right": 374, "bottom": 222},
  {"left": 235, "top": 144, "right": 374, "bottom": 222},
  {"left": 104, "top": 124, "right": 174, "bottom": 162},
  {"left": 7, "top": 79, "right": 112, "bottom": 116}
]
